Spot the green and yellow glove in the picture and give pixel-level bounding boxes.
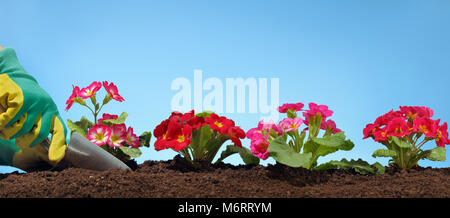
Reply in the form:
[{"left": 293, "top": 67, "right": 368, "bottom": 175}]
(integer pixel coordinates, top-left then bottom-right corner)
[{"left": 0, "top": 46, "right": 68, "bottom": 171}]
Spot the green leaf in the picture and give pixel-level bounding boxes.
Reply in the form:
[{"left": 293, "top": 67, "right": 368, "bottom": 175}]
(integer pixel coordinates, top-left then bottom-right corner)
[
  {"left": 119, "top": 146, "right": 142, "bottom": 158},
  {"left": 215, "top": 145, "right": 260, "bottom": 165},
  {"left": 302, "top": 140, "right": 321, "bottom": 168},
  {"left": 192, "top": 125, "right": 214, "bottom": 152},
  {"left": 268, "top": 136, "right": 312, "bottom": 168},
  {"left": 372, "top": 162, "right": 386, "bottom": 175},
  {"left": 315, "top": 158, "right": 385, "bottom": 175},
  {"left": 67, "top": 119, "right": 87, "bottom": 137},
  {"left": 312, "top": 131, "right": 346, "bottom": 148},
  {"left": 425, "top": 146, "right": 446, "bottom": 161},
  {"left": 390, "top": 136, "right": 411, "bottom": 148},
  {"left": 215, "top": 146, "right": 236, "bottom": 164},
  {"left": 139, "top": 131, "right": 152, "bottom": 147},
  {"left": 196, "top": 111, "right": 214, "bottom": 118},
  {"left": 340, "top": 140, "right": 355, "bottom": 151},
  {"left": 237, "top": 146, "right": 260, "bottom": 165},
  {"left": 306, "top": 133, "right": 352, "bottom": 158},
  {"left": 286, "top": 109, "right": 297, "bottom": 118},
  {"left": 301, "top": 132, "right": 354, "bottom": 169},
  {"left": 75, "top": 116, "right": 94, "bottom": 131},
  {"left": 372, "top": 149, "right": 397, "bottom": 158},
  {"left": 101, "top": 112, "right": 128, "bottom": 125},
  {"left": 302, "top": 140, "right": 319, "bottom": 155}
]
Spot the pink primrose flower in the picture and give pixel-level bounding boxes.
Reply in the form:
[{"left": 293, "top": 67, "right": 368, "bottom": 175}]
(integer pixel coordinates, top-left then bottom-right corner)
[
  {"left": 302, "top": 103, "right": 333, "bottom": 120},
  {"left": 126, "top": 127, "right": 141, "bottom": 148},
  {"left": 246, "top": 120, "right": 282, "bottom": 141},
  {"left": 103, "top": 81, "right": 125, "bottom": 102},
  {"left": 98, "top": 113, "right": 119, "bottom": 123},
  {"left": 321, "top": 119, "right": 342, "bottom": 134},
  {"left": 250, "top": 133, "right": 270, "bottom": 160},
  {"left": 277, "top": 103, "right": 304, "bottom": 113},
  {"left": 108, "top": 124, "right": 127, "bottom": 147},
  {"left": 413, "top": 117, "right": 438, "bottom": 138},
  {"left": 400, "top": 106, "right": 434, "bottom": 120},
  {"left": 79, "top": 81, "right": 102, "bottom": 99},
  {"left": 278, "top": 117, "right": 304, "bottom": 132},
  {"left": 87, "top": 124, "right": 112, "bottom": 146},
  {"left": 436, "top": 122, "right": 449, "bottom": 148},
  {"left": 65, "top": 85, "right": 80, "bottom": 111},
  {"left": 386, "top": 117, "right": 410, "bottom": 138}
]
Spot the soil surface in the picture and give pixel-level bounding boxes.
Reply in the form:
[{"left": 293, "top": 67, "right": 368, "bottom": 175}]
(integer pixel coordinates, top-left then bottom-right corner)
[{"left": 0, "top": 156, "right": 449, "bottom": 198}]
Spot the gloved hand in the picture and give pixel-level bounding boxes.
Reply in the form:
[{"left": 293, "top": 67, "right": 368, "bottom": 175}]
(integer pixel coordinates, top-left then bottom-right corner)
[{"left": 0, "top": 46, "right": 68, "bottom": 171}]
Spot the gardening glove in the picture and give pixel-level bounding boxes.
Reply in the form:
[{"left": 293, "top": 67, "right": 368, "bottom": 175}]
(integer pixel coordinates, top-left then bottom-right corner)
[
  {"left": 0, "top": 138, "right": 54, "bottom": 171},
  {"left": 0, "top": 46, "right": 68, "bottom": 170}
]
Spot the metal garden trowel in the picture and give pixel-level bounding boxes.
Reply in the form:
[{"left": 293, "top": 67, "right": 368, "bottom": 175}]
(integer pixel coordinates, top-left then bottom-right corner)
[{"left": 42, "top": 133, "right": 130, "bottom": 171}]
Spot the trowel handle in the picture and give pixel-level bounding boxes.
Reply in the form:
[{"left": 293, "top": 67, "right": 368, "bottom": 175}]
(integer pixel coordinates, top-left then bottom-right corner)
[{"left": 41, "top": 138, "right": 51, "bottom": 150}]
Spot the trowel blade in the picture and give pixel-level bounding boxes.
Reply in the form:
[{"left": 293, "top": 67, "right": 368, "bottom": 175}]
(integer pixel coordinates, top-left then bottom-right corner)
[{"left": 59, "top": 133, "right": 131, "bottom": 171}]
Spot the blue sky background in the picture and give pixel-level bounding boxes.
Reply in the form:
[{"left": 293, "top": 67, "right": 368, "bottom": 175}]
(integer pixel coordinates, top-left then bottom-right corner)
[{"left": 1, "top": 0, "right": 449, "bottom": 173}]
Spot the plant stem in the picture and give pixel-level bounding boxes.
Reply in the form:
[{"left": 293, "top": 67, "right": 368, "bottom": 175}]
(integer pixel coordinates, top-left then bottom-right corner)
[
  {"left": 98, "top": 102, "right": 105, "bottom": 114},
  {"left": 397, "top": 148, "right": 405, "bottom": 168},
  {"left": 415, "top": 139, "right": 429, "bottom": 151},
  {"left": 412, "top": 133, "right": 420, "bottom": 146},
  {"left": 293, "top": 131, "right": 300, "bottom": 153},
  {"left": 82, "top": 104, "right": 97, "bottom": 124},
  {"left": 180, "top": 149, "right": 192, "bottom": 164},
  {"left": 94, "top": 113, "right": 98, "bottom": 125}
]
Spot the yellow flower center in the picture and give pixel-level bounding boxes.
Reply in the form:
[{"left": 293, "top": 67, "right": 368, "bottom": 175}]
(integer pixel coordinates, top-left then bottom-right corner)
[
  {"left": 214, "top": 121, "right": 223, "bottom": 128},
  {"left": 259, "top": 142, "right": 269, "bottom": 150},
  {"left": 95, "top": 133, "right": 105, "bottom": 141},
  {"left": 395, "top": 127, "right": 402, "bottom": 134},
  {"left": 110, "top": 135, "right": 121, "bottom": 143},
  {"left": 419, "top": 125, "right": 429, "bottom": 134},
  {"left": 408, "top": 112, "right": 417, "bottom": 120},
  {"left": 436, "top": 130, "right": 442, "bottom": 142},
  {"left": 177, "top": 135, "right": 185, "bottom": 143}
]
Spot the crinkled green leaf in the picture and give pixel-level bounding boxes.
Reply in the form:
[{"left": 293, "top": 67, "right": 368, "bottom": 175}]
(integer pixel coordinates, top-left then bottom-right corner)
[
  {"left": 75, "top": 116, "right": 93, "bottom": 132},
  {"left": 372, "top": 162, "right": 386, "bottom": 175},
  {"left": 119, "top": 146, "right": 142, "bottom": 158},
  {"left": 234, "top": 146, "right": 260, "bottom": 165},
  {"left": 340, "top": 140, "right": 355, "bottom": 151},
  {"left": 425, "top": 146, "right": 446, "bottom": 161},
  {"left": 390, "top": 136, "right": 411, "bottom": 148},
  {"left": 67, "top": 119, "right": 87, "bottom": 137},
  {"left": 315, "top": 158, "right": 385, "bottom": 175},
  {"left": 312, "top": 131, "right": 346, "bottom": 148},
  {"left": 268, "top": 136, "right": 312, "bottom": 167},
  {"left": 302, "top": 132, "right": 354, "bottom": 169},
  {"left": 303, "top": 140, "right": 335, "bottom": 158},
  {"left": 139, "top": 131, "right": 152, "bottom": 147},
  {"left": 215, "top": 145, "right": 260, "bottom": 165},
  {"left": 101, "top": 112, "right": 128, "bottom": 125},
  {"left": 305, "top": 133, "right": 353, "bottom": 158},
  {"left": 372, "top": 149, "right": 397, "bottom": 158}
]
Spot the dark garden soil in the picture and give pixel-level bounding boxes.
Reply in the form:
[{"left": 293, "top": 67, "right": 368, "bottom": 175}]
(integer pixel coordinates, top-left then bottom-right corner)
[{"left": 0, "top": 155, "right": 449, "bottom": 198}]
